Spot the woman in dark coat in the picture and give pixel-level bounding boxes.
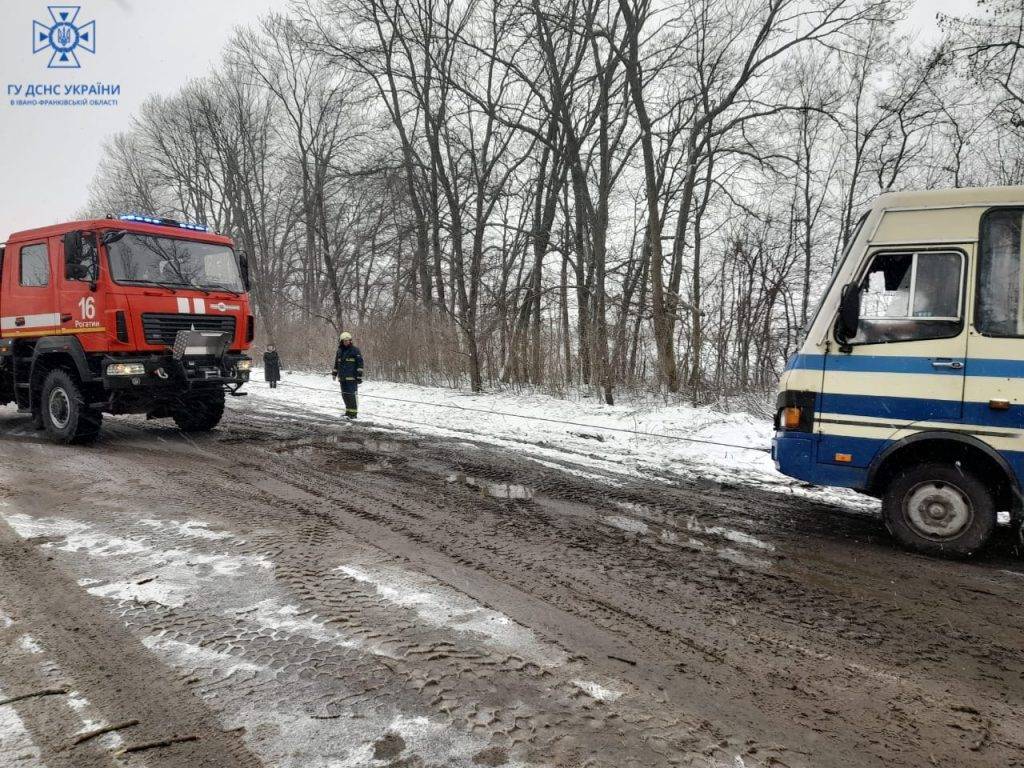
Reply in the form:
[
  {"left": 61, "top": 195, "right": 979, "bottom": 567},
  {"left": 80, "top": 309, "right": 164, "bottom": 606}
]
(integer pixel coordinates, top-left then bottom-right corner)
[{"left": 263, "top": 345, "right": 282, "bottom": 388}]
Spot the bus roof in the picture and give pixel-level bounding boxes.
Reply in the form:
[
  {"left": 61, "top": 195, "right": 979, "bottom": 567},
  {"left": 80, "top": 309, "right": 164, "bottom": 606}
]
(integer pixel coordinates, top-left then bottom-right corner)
[{"left": 872, "top": 186, "right": 1024, "bottom": 211}]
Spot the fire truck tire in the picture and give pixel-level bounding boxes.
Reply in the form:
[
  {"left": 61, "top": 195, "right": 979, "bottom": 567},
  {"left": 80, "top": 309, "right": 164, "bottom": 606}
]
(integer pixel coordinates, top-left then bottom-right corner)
[
  {"left": 40, "top": 369, "right": 102, "bottom": 444},
  {"left": 172, "top": 392, "right": 225, "bottom": 433},
  {"left": 882, "top": 462, "right": 995, "bottom": 558}
]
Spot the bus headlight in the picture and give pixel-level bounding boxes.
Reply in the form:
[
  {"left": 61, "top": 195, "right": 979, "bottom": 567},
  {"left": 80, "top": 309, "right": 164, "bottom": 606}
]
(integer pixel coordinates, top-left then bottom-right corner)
[
  {"left": 782, "top": 407, "right": 802, "bottom": 429},
  {"left": 107, "top": 363, "right": 146, "bottom": 376}
]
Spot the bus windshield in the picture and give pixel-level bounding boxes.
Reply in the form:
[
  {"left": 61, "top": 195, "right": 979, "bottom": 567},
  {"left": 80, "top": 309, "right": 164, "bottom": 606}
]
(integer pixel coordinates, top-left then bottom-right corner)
[{"left": 106, "top": 233, "right": 243, "bottom": 293}]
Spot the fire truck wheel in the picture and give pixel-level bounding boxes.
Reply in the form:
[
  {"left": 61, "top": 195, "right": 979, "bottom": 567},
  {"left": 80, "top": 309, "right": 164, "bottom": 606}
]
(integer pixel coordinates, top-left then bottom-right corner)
[
  {"left": 172, "top": 392, "right": 225, "bottom": 433},
  {"left": 882, "top": 462, "right": 995, "bottom": 558},
  {"left": 40, "top": 369, "right": 102, "bottom": 445}
]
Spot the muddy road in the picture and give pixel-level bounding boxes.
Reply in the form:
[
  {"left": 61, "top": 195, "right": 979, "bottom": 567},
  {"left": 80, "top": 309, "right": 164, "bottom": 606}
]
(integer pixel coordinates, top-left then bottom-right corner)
[{"left": 0, "top": 402, "right": 1022, "bottom": 768}]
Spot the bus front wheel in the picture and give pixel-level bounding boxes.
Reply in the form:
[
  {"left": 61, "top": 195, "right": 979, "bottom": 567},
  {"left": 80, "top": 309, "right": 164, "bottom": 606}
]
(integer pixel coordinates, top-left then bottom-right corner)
[{"left": 882, "top": 462, "right": 995, "bottom": 558}]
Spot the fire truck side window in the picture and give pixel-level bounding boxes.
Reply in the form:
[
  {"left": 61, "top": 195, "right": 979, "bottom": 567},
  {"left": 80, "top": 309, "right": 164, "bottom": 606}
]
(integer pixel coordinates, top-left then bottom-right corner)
[
  {"left": 19, "top": 243, "right": 49, "bottom": 288},
  {"left": 66, "top": 235, "right": 98, "bottom": 282}
]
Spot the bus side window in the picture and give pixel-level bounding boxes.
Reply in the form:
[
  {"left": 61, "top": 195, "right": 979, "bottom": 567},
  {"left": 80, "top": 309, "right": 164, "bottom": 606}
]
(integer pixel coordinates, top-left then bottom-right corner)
[
  {"left": 977, "top": 208, "right": 1023, "bottom": 336},
  {"left": 852, "top": 250, "right": 963, "bottom": 345}
]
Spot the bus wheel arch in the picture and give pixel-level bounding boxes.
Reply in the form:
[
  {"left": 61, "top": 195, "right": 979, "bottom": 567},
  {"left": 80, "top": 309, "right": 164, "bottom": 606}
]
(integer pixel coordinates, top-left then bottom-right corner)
[
  {"left": 868, "top": 433, "right": 1016, "bottom": 556},
  {"left": 868, "top": 432, "right": 1017, "bottom": 514}
]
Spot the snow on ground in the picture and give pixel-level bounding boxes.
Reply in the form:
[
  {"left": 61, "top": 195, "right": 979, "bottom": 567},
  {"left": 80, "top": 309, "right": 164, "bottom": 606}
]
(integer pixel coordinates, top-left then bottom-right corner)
[
  {"left": 0, "top": 683, "right": 45, "bottom": 768},
  {"left": 241, "top": 370, "right": 875, "bottom": 513}
]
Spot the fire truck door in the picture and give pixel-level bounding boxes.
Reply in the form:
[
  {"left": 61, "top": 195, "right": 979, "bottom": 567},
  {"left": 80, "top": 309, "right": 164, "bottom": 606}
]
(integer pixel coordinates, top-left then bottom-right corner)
[
  {"left": 1, "top": 238, "right": 59, "bottom": 340},
  {"left": 59, "top": 232, "right": 103, "bottom": 340}
]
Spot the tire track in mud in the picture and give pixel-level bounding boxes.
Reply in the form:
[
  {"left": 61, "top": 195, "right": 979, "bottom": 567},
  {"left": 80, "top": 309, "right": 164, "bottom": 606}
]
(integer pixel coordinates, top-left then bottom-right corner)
[
  {"left": 253, "top": 426, "right": 1022, "bottom": 663},
  {"left": 0, "top": 434, "right": 712, "bottom": 765},
  {"left": 0, "top": 421, "right": 777, "bottom": 766},
  {"left": 0, "top": 492, "right": 527, "bottom": 767},
  {"left": 0, "top": 505, "right": 261, "bottom": 768},
  {"left": 194, "top": 462, "right": 731, "bottom": 765},
  {"left": 0, "top": 408, "right": 1023, "bottom": 767},
  {"left": 165, "top": 421, "right": 1015, "bottom": 768},
  {"left": 209, "top": 421, "right": 1024, "bottom": 768}
]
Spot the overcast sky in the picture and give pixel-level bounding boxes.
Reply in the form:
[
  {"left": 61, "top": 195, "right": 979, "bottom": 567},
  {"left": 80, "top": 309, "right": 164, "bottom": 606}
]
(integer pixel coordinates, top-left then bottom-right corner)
[{"left": 0, "top": 0, "right": 977, "bottom": 240}]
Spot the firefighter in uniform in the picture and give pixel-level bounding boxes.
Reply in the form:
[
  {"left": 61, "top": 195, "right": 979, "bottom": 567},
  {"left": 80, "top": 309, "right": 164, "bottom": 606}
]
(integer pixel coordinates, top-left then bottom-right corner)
[{"left": 332, "top": 332, "right": 364, "bottom": 420}]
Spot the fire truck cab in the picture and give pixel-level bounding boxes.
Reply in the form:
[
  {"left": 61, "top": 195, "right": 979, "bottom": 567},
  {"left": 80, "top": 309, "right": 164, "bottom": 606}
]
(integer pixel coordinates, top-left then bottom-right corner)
[{"left": 0, "top": 215, "right": 253, "bottom": 443}]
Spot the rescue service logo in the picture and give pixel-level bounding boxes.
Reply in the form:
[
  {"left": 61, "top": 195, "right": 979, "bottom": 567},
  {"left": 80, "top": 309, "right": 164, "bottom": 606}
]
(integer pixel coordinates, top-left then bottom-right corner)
[
  {"left": 33, "top": 5, "right": 96, "bottom": 69},
  {"left": 7, "top": 4, "right": 121, "bottom": 108}
]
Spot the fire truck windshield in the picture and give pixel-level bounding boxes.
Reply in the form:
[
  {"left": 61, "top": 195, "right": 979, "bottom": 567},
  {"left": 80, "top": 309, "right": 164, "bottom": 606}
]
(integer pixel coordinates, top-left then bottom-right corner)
[{"left": 105, "top": 233, "right": 244, "bottom": 293}]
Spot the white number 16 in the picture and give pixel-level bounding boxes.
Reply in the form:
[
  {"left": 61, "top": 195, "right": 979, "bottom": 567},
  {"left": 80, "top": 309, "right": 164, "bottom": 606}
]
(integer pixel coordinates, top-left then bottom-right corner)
[{"left": 78, "top": 296, "right": 95, "bottom": 320}]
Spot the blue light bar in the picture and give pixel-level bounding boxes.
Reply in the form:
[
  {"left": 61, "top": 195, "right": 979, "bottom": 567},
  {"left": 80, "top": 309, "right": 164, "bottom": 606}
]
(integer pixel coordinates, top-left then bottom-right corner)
[{"left": 118, "top": 214, "right": 209, "bottom": 232}]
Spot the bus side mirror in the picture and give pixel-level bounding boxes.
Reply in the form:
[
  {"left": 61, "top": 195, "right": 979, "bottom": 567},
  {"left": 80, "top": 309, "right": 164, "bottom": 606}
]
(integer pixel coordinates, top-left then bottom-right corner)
[
  {"left": 835, "top": 281, "right": 861, "bottom": 351},
  {"left": 237, "top": 250, "right": 251, "bottom": 292}
]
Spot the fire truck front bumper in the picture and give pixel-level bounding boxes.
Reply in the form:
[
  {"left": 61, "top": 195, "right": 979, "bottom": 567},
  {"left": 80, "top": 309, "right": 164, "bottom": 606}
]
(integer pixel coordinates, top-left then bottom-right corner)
[{"left": 101, "top": 353, "right": 252, "bottom": 391}]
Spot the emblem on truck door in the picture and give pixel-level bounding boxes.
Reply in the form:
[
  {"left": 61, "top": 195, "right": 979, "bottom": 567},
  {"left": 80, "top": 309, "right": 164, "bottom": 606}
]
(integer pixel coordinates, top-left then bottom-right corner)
[{"left": 211, "top": 302, "right": 240, "bottom": 312}]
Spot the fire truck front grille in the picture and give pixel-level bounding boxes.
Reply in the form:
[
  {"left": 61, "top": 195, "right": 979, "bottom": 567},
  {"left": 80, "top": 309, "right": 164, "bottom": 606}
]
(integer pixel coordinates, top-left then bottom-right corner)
[{"left": 141, "top": 313, "right": 236, "bottom": 347}]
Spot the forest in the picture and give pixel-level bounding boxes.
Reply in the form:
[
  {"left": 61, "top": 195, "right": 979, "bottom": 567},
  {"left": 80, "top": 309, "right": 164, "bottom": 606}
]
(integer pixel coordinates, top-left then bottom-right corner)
[{"left": 85, "top": 0, "right": 1024, "bottom": 405}]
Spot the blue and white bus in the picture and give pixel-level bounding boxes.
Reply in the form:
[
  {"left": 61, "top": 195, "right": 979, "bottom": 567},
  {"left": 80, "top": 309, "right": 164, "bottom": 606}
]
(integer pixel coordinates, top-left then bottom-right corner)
[{"left": 773, "top": 187, "right": 1024, "bottom": 557}]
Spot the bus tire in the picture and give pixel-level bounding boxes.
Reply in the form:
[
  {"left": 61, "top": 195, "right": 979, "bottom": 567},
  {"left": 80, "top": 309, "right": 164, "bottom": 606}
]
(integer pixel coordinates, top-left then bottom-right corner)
[
  {"left": 40, "top": 369, "right": 102, "bottom": 445},
  {"left": 172, "top": 391, "right": 225, "bottom": 433},
  {"left": 882, "top": 462, "right": 995, "bottom": 558}
]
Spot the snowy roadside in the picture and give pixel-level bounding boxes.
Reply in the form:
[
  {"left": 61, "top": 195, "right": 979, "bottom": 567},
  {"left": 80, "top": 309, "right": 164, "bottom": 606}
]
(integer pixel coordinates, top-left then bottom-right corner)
[{"left": 238, "top": 369, "right": 876, "bottom": 513}]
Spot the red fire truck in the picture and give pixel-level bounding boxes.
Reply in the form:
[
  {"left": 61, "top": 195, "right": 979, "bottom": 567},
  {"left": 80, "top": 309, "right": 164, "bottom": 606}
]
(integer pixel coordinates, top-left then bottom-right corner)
[{"left": 0, "top": 215, "right": 254, "bottom": 443}]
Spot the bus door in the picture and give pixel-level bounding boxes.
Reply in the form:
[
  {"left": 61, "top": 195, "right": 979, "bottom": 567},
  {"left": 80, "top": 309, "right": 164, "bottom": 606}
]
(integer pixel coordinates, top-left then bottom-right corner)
[{"left": 819, "top": 248, "right": 969, "bottom": 469}]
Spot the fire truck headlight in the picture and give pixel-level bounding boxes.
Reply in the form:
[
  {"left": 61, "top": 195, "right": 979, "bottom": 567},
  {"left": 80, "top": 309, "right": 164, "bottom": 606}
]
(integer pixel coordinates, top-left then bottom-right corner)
[
  {"left": 107, "top": 363, "right": 146, "bottom": 376},
  {"left": 236, "top": 359, "right": 252, "bottom": 372}
]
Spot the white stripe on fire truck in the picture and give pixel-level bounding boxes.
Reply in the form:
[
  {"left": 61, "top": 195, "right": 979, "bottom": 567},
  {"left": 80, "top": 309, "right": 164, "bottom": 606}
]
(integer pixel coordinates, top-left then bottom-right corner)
[
  {"left": 0, "top": 313, "right": 62, "bottom": 331},
  {"left": 177, "top": 297, "right": 190, "bottom": 313},
  {"left": 194, "top": 297, "right": 206, "bottom": 314}
]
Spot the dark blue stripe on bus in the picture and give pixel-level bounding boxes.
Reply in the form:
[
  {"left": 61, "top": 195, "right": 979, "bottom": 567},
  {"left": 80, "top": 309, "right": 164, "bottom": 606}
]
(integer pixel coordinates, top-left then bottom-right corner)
[
  {"left": 819, "top": 392, "right": 1024, "bottom": 429},
  {"left": 820, "top": 392, "right": 962, "bottom": 422},
  {"left": 786, "top": 353, "right": 1024, "bottom": 378},
  {"left": 786, "top": 354, "right": 962, "bottom": 375},
  {"left": 968, "top": 358, "right": 1024, "bottom": 378}
]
